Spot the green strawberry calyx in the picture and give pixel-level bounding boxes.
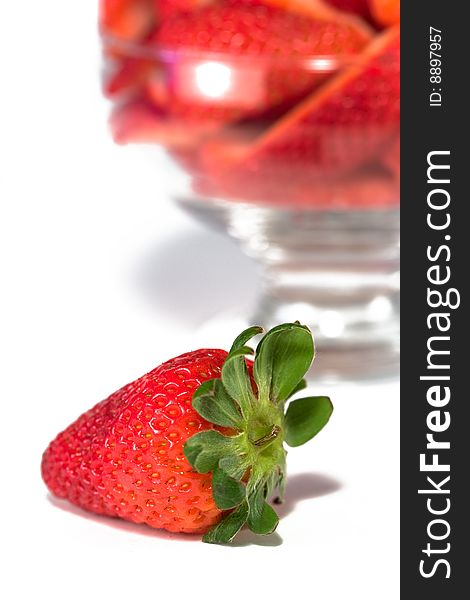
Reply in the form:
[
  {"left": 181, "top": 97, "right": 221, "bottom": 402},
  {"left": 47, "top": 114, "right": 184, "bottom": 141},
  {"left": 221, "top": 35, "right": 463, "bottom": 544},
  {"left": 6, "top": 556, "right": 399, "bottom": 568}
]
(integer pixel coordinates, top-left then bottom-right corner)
[{"left": 183, "top": 322, "right": 333, "bottom": 544}]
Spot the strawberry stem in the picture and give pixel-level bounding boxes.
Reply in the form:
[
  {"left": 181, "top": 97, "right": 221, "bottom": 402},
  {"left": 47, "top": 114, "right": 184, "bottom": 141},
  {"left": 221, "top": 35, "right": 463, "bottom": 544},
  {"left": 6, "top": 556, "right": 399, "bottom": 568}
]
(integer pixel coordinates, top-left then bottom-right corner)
[
  {"left": 253, "top": 425, "right": 281, "bottom": 447},
  {"left": 183, "top": 322, "right": 333, "bottom": 544}
]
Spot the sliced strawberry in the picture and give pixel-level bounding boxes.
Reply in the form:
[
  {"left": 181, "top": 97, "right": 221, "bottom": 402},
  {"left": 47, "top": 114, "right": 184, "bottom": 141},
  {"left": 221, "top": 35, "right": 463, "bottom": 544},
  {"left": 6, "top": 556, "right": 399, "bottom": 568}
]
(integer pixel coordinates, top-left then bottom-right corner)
[
  {"left": 257, "top": 0, "right": 374, "bottom": 35},
  {"left": 153, "top": 2, "right": 371, "bottom": 125},
  {"left": 382, "top": 134, "right": 400, "bottom": 178},
  {"left": 194, "top": 164, "right": 399, "bottom": 208},
  {"left": 169, "top": 121, "right": 271, "bottom": 177},
  {"left": 110, "top": 100, "right": 163, "bottom": 144},
  {"left": 325, "top": 0, "right": 372, "bottom": 21},
  {"left": 204, "top": 25, "right": 399, "bottom": 186},
  {"left": 294, "top": 167, "right": 399, "bottom": 208},
  {"left": 104, "top": 57, "right": 158, "bottom": 98},
  {"left": 100, "top": 0, "right": 156, "bottom": 41},
  {"left": 110, "top": 99, "right": 221, "bottom": 146},
  {"left": 154, "top": 0, "right": 215, "bottom": 21},
  {"left": 369, "top": 0, "right": 400, "bottom": 27},
  {"left": 168, "top": 148, "right": 204, "bottom": 176},
  {"left": 145, "top": 68, "right": 170, "bottom": 107}
]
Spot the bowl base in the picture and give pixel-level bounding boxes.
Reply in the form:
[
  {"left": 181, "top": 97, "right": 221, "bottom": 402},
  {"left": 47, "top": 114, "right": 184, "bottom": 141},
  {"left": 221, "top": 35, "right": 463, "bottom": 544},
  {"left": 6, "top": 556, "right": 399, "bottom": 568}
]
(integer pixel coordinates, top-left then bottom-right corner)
[{"left": 177, "top": 195, "right": 400, "bottom": 383}]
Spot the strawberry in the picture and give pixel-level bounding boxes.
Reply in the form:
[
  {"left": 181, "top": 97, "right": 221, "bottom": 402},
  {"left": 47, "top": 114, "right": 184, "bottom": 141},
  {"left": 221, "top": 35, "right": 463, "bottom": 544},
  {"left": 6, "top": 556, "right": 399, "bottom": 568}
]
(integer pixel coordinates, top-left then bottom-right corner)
[
  {"left": 294, "top": 167, "right": 399, "bottom": 208},
  {"left": 42, "top": 324, "right": 332, "bottom": 543},
  {"left": 155, "top": 0, "right": 215, "bottom": 21},
  {"left": 104, "top": 56, "right": 157, "bottom": 98},
  {"left": 110, "top": 98, "right": 222, "bottom": 146},
  {"left": 369, "top": 0, "right": 400, "bottom": 27},
  {"left": 325, "top": 0, "right": 372, "bottom": 21},
  {"left": 100, "top": 0, "right": 156, "bottom": 41},
  {"left": 152, "top": 2, "right": 371, "bottom": 125},
  {"left": 258, "top": 0, "right": 374, "bottom": 34},
  {"left": 202, "top": 25, "right": 399, "bottom": 186},
  {"left": 382, "top": 134, "right": 400, "bottom": 178},
  {"left": 194, "top": 163, "right": 399, "bottom": 208}
]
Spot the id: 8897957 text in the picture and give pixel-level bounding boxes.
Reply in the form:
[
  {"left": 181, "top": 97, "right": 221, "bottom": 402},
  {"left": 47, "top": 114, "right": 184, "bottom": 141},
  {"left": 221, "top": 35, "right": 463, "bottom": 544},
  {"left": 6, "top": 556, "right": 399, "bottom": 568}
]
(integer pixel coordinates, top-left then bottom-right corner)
[{"left": 429, "top": 26, "right": 442, "bottom": 107}]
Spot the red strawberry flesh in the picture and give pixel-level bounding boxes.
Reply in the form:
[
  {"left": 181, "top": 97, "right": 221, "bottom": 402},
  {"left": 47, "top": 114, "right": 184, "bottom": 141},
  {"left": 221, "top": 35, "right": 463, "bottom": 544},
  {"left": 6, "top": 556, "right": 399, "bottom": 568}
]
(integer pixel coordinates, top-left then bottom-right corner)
[
  {"left": 152, "top": 2, "right": 371, "bottom": 123},
  {"left": 100, "top": 0, "right": 400, "bottom": 210},
  {"left": 325, "top": 0, "right": 372, "bottom": 21},
  {"left": 236, "top": 26, "right": 399, "bottom": 173},
  {"left": 100, "top": 0, "right": 156, "bottom": 41},
  {"left": 194, "top": 25, "right": 399, "bottom": 205}
]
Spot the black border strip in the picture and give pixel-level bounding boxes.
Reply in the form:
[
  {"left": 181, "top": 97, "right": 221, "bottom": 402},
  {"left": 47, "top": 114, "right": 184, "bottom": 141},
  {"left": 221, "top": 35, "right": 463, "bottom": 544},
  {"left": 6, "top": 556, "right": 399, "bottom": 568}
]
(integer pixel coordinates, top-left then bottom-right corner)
[{"left": 401, "top": 4, "right": 466, "bottom": 597}]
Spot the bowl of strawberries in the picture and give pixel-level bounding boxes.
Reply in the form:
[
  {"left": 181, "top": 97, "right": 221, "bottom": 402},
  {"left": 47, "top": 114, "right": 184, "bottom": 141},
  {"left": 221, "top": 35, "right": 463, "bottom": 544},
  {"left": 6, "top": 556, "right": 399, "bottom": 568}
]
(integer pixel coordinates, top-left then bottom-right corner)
[{"left": 101, "top": 0, "right": 400, "bottom": 380}]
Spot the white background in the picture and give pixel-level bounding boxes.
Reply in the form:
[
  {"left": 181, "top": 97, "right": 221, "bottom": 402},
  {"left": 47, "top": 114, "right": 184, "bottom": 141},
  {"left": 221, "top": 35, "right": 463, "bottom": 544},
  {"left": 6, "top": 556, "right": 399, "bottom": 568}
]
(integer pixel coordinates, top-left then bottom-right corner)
[{"left": 0, "top": 3, "right": 399, "bottom": 599}]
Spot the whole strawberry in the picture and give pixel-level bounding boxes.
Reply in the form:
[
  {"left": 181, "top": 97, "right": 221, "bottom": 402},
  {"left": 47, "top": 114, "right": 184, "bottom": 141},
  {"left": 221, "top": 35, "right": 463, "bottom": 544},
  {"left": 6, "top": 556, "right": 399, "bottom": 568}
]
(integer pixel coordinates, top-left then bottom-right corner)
[{"left": 42, "top": 323, "right": 332, "bottom": 543}]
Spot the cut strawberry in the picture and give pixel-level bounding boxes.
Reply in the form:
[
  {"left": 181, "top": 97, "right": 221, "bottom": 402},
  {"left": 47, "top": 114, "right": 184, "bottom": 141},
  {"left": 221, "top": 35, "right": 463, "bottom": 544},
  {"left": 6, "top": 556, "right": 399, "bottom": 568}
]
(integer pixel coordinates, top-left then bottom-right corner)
[
  {"left": 258, "top": 0, "right": 374, "bottom": 35},
  {"left": 153, "top": 2, "right": 371, "bottom": 125},
  {"left": 104, "top": 57, "right": 157, "bottom": 98},
  {"left": 369, "top": 0, "right": 400, "bottom": 27},
  {"left": 110, "top": 100, "right": 163, "bottom": 144},
  {"left": 194, "top": 165, "right": 399, "bottom": 208},
  {"left": 289, "top": 168, "right": 399, "bottom": 208},
  {"left": 154, "top": 0, "right": 215, "bottom": 21},
  {"left": 110, "top": 99, "right": 220, "bottom": 146},
  {"left": 100, "top": 0, "right": 156, "bottom": 41},
  {"left": 382, "top": 134, "right": 400, "bottom": 178},
  {"left": 205, "top": 25, "right": 399, "bottom": 185},
  {"left": 325, "top": 0, "right": 372, "bottom": 21},
  {"left": 168, "top": 148, "right": 204, "bottom": 176},
  {"left": 144, "top": 68, "right": 170, "bottom": 107}
]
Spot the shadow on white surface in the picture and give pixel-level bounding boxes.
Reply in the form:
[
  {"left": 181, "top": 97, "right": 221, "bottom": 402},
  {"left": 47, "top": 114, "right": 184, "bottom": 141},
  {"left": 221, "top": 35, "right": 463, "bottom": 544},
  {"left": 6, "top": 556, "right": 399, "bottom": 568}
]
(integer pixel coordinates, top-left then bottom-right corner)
[
  {"left": 231, "top": 528, "right": 284, "bottom": 547},
  {"left": 47, "top": 472, "right": 341, "bottom": 546},
  {"left": 133, "top": 228, "right": 260, "bottom": 326},
  {"left": 275, "top": 472, "right": 342, "bottom": 519},
  {"left": 229, "top": 472, "right": 342, "bottom": 547}
]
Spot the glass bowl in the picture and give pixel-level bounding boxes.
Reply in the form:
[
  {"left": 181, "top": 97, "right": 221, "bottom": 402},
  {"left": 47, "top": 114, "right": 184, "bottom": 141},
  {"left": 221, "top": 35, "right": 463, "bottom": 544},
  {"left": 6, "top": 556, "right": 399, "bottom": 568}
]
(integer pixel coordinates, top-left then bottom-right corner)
[{"left": 100, "top": 3, "right": 400, "bottom": 381}]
